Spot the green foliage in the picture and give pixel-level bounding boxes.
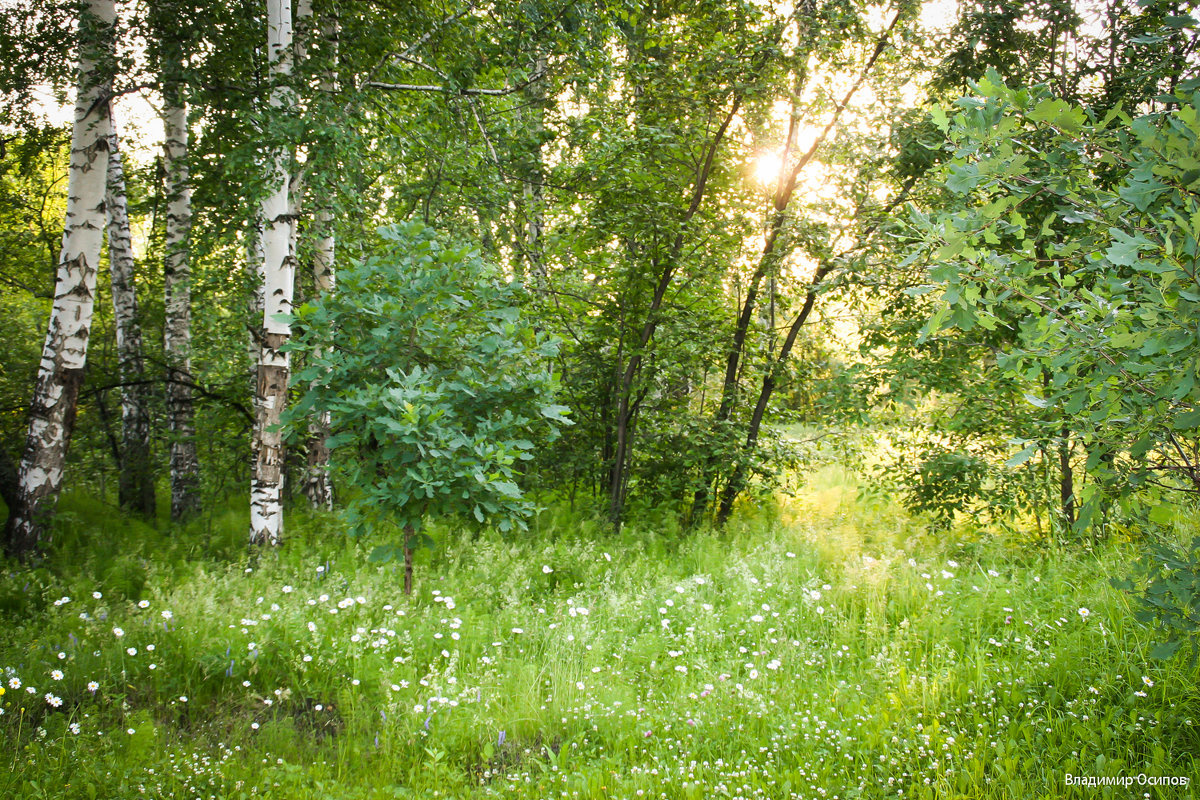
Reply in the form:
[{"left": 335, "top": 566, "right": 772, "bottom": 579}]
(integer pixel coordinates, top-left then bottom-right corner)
[
  {"left": 934, "top": 0, "right": 1197, "bottom": 112},
  {"left": 1116, "top": 529, "right": 1200, "bottom": 665},
  {"left": 900, "top": 449, "right": 990, "bottom": 529},
  {"left": 0, "top": 128, "right": 69, "bottom": 460},
  {"left": 914, "top": 72, "right": 1200, "bottom": 530},
  {"left": 287, "top": 222, "right": 569, "bottom": 540}
]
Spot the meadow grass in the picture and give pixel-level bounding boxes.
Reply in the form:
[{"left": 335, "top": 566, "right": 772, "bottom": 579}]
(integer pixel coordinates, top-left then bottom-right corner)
[{"left": 1, "top": 467, "right": 1198, "bottom": 799}]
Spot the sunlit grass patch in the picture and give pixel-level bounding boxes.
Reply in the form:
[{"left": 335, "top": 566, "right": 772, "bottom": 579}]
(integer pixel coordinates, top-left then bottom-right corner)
[{"left": 1, "top": 481, "right": 1198, "bottom": 799}]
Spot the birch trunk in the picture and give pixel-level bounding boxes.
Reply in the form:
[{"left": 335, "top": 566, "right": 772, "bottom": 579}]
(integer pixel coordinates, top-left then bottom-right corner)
[
  {"left": 250, "top": 0, "right": 296, "bottom": 545},
  {"left": 303, "top": 11, "right": 337, "bottom": 512},
  {"left": 3, "top": 0, "right": 116, "bottom": 557},
  {"left": 303, "top": 206, "right": 335, "bottom": 510},
  {"left": 105, "top": 123, "right": 155, "bottom": 518},
  {"left": 162, "top": 62, "right": 200, "bottom": 522}
]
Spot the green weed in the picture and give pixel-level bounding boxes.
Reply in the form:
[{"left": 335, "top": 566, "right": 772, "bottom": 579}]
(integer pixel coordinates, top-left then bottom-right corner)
[{"left": 1, "top": 474, "right": 1197, "bottom": 799}]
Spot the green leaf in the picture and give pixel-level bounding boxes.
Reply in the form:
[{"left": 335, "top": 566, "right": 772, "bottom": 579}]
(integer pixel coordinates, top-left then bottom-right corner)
[
  {"left": 1027, "top": 97, "right": 1083, "bottom": 133},
  {"left": 1119, "top": 174, "right": 1167, "bottom": 212},
  {"left": 1005, "top": 444, "right": 1038, "bottom": 467},
  {"left": 945, "top": 163, "right": 982, "bottom": 194},
  {"left": 540, "top": 404, "right": 572, "bottom": 423},
  {"left": 493, "top": 481, "right": 520, "bottom": 497},
  {"left": 1149, "top": 639, "right": 1182, "bottom": 661},
  {"left": 1106, "top": 231, "right": 1151, "bottom": 266},
  {"left": 1173, "top": 408, "right": 1200, "bottom": 430},
  {"left": 368, "top": 545, "right": 398, "bottom": 564},
  {"left": 1022, "top": 392, "right": 1049, "bottom": 409},
  {"left": 1130, "top": 435, "right": 1155, "bottom": 459},
  {"left": 1148, "top": 505, "right": 1174, "bottom": 525},
  {"left": 930, "top": 105, "right": 950, "bottom": 133}
]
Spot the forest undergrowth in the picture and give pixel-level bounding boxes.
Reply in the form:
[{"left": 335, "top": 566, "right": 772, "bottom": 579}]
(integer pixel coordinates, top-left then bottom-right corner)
[{"left": 1, "top": 464, "right": 1198, "bottom": 799}]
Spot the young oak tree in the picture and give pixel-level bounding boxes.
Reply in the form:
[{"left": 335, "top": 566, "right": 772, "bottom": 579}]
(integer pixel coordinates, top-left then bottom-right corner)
[
  {"left": 285, "top": 223, "right": 569, "bottom": 594},
  {"left": 914, "top": 73, "right": 1200, "bottom": 531}
]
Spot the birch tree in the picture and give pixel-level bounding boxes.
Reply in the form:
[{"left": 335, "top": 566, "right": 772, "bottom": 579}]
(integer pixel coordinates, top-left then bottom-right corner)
[
  {"left": 156, "top": 2, "right": 200, "bottom": 522},
  {"left": 105, "top": 120, "right": 154, "bottom": 518},
  {"left": 304, "top": 197, "right": 335, "bottom": 510},
  {"left": 3, "top": 0, "right": 116, "bottom": 557},
  {"left": 250, "top": 0, "right": 296, "bottom": 545},
  {"left": 300, "top": 9, "right": 338, "bottom": 510}
]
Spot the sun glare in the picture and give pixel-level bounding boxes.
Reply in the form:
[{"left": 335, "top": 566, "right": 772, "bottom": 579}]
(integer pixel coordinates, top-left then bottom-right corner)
[{"left": 754, "top": 151, "right": 784, "bottom": 185}]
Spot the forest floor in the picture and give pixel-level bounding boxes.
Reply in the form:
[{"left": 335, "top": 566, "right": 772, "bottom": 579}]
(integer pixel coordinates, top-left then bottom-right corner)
[{"left": 1, "top": 465, "right": 1198, "bottom": 799}]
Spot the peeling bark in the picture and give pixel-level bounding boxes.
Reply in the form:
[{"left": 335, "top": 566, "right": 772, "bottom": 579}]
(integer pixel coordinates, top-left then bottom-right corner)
[
  {"left": 4, "top": 0, "right": 116, "bottom": 558},
  {"left": 105, "top": 123, "right": 155, "bottom": 518},
  {"left": 303, "top": 10, "right": 336, "bottom": 512},
  {"left": 303, "top": 206, "right": 335, "bottom": 511},
  {"left": 251, "top": 332, "right": 290, "bottom": 544},
  {"left": 250, "top": 0, "right": 296, "bottom": 545},
  {"left": 162, "top": 60, "right": 200, "bottom": 522}
]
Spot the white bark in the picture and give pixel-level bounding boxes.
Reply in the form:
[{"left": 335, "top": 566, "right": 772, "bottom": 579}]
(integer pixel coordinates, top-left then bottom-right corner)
[
  {"left": 162, "top": 58, "right": 199, "bottom": 522},
  {"left": 260, "top": 0, "right": 295, "bottom": 342},
  {"left": 304, "top": 10, "right": 337, "bottom": 511},
  {"left": 250, "top": 0, "right": 296, "bottom": 545},
  {"left": 4, "top": 0, "right": 116, "bottom": 556},
  {"left": 105, "top": 121, "right": 155, "bottom": 517},
  {"left": 303, "top": 204, "right": 335, "bottom": 510}
]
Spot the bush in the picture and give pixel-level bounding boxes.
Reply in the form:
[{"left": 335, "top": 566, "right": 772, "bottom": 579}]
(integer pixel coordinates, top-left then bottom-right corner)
[{"left": 286, "top": 222, "right": 570, "bottom": 552}]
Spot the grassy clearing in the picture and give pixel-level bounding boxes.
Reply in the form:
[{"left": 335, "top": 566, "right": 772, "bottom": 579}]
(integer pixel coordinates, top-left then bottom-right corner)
[{"left": 2, "top": 468, "right": 1198, "bottom": 799}]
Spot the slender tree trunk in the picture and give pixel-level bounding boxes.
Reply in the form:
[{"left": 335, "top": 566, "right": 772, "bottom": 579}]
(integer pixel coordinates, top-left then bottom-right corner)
[
  {"left": 105, "top": 122, "right": 155, "bottom": 518},
  {"left": 607, "top": 382, "right": 636, "bottom": 526},
  {"left": 608, "top": 99, "right": 741, "bottom": 530},
  {"left": 303, "top": 207, "right": 335, "bottom": 510},
  {"left": 0, "top": 447, "right": 18, "bottom": 512},
  {"left": 690, "top": 207, "right": 789, "bottom": 523},
  {"left": 477, "top": 208, "right": 497, "bottom": 257},
  {"left": 162, "top": 54, "right": 200, "bottom": 522},
  {"left": 521, "top": 53, "right": 548, "bottom": 287},
  {"left": 3, "top": 0, "right": 116, "bottom": 558},
  {"left": 699, "top": 19, "right": 903, "bottom": 525},
  {"left": 250, "top": 0, "right": 296, "bottom": 545},
  {"left": 1058, "top": 427, "right": 1075, "bottom": 532},
  {"left": 714, "top": 177, "right": 917, "bottom": 526},
  {"left": 716, "top": 258, "right": 834, "bottom": 524},
  {"left": 303, "top": 10, "right": 337, "bottom": 511},
  {"left": 302, "top": 206, "right": 335, "bottom": 510}
]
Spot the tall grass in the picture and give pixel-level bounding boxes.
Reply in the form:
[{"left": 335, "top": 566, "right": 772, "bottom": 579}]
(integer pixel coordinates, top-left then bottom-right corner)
[{"left": 1, "top": 468, "right": 1197, "bottom": 799}]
